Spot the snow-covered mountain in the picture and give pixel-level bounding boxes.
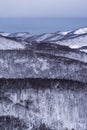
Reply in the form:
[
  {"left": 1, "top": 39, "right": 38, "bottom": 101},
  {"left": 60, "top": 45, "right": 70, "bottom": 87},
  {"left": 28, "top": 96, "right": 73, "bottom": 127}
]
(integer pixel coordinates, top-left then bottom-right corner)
[
  {"left": 0, "top": 27, "right": 87, "bottom": 130},
  {"left": 0, "top": 35, "right": 25, "bottom": 50},
  {"left": 1, "top": 27, "right": 87, "bottom": 53},
  {"left": 0, "top": 27, "right": 87, "bottom": 79}
]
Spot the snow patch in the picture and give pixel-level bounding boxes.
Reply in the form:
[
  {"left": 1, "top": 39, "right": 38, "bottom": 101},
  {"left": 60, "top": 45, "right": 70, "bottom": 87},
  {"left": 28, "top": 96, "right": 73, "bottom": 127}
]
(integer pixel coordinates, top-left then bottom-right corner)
[
  {"left": 56, "top": 34, "right": 87, "bottom": 49},
  {"left": 74, "top": 28, "right": 87, "bottom": 35},
  {"left": 0, "top": 37, "right": 25, "bottom": 50},
  {"left": 14, "top": 59, "right": 28, "bottom": 64},
  {"left": 37, "top": 58, "right": 49, "bottom": 71},
  {"left": 36, "top": 33, "right": 54, "bottom": 42},
  {"left": 80, "top": 49, "right": 87, "bottom": 53},
  {"left": 69, "top": 45, "right": 79, "bottom": 49},
  {"left": 0, "top": 32, "right": 10, "bottom": 37},
  {"left": 29, "top": 58, "right": 49, "bottom": 74},
  {"left": 59, "top": 31, "right": 69, "bottom": 35}
]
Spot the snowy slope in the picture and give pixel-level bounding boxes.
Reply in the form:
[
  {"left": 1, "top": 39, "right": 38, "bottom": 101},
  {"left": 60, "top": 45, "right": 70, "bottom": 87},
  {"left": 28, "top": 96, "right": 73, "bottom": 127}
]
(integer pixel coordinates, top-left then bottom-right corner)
[
  {"left": 34, "top": 27, "right": 87, "bottom": 53},
  {"left": 8, "top": 32, "right": 32, "bottom": 38},
  {"left": 74, "top": 27, "right": 87, "bottom": 35},
  {"left": 0, "top": 27, "right": 87, "bottom": 130},
  {"left": 26, "top": 32, "right": 68, "bottom": 43},
  {"left": 0, "top": 27, "right": 87, "bottom": 52},
  {"left": 55, "top": 34, "right": 87, "bottom": 49},
  {"left": 0, "top": 35, "right": 25, "bottom": 50},
  {"left": 0, "top": 32, "right": 10, "bottom": 37},
  {"left": 24, "top": 28, "right": 87, "bottom": 53}
]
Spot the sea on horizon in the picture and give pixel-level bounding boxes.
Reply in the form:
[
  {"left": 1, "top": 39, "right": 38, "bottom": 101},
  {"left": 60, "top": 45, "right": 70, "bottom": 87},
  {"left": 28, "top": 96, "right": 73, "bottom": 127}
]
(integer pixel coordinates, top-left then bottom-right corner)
[{"left": 0, "top": 17, "right": 87, "bottom": 34}]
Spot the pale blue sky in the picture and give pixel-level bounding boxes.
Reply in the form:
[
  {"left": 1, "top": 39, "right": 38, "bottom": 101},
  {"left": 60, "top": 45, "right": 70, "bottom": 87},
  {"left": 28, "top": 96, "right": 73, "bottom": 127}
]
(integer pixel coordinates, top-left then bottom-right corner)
[{"left": 0, "top": 0, "right": 87, "bottom": 17}]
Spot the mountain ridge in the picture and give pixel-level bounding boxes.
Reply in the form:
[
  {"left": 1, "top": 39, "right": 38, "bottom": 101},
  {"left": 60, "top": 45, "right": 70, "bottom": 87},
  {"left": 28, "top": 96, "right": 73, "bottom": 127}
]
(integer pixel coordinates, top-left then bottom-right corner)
[{"left": 0, "top": 27, "right": 87, "bottom": 53}]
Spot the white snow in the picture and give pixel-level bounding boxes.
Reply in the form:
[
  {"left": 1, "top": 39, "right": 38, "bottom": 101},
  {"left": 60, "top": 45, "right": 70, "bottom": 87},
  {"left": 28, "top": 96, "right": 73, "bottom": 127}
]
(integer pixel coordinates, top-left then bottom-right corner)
[
  {"left": 0, "top": 32, "right": 10, "bottom": 37},
  {"left": 28, "top": 58, "right": 49, "bottom": 74},
  {"left": 36, "top": 33, "right": 54, "bottom": 42},
  {"left": 0, "top": 88, "right": 87, "bottom": 130},
  {"left": 69, "top": 45, "right": 79, "bottom": 49},
  {"left": 14, "top": 33, "right": 30, "bottom": 37},
  {"left": 58, "top": 31, "right": 69, "bottom": 35},
  {"left": 47, "top": 35, "right": 65, "bottom": 41},
  {"left": 80, "top": 49, "right": 87, "bottom": 53},
  {"left": 0, "top": 59, "right": 4, "bottom": 65},
  {"left": 36, "top": 32, "right": 68, "bottom": 42},
  {"left": 14, "top": 59, "right": 28, "bottom": 63},
  {"left": 0, "top": 27, "right": 87, "bottom": 52},
  {"left": 37, "top": 58, "right": 49, "bottom": 71},
  {"left": 0, "top": 36, "right": 25, "bottom": 50},
  {"left": 74, "top": 28, "right": 87, "bottom": 35},
  {"left": 8, "top": 32, "right": 33, "bottom": 41},
  {"left": 56, "top": 34, "right": 87, "bottom": 49}
]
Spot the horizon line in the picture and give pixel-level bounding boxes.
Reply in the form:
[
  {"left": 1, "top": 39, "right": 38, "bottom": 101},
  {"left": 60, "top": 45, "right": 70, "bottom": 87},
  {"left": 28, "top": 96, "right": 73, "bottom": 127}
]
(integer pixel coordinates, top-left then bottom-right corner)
[{"left": 0, "top": 17, "right": 87, "bottom": 18}]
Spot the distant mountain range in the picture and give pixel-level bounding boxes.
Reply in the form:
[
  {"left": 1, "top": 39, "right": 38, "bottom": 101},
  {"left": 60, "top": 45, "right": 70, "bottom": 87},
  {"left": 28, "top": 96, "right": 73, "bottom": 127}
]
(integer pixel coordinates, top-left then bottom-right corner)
[
  {"left": 0, "top": 27, "right": 87, "bottom": 82},
  {"left": 0, "top": 27, "right": 87, "bottom": 130},
  {"left": 0, "top": 27, "right": 87, "bottom": 53}
]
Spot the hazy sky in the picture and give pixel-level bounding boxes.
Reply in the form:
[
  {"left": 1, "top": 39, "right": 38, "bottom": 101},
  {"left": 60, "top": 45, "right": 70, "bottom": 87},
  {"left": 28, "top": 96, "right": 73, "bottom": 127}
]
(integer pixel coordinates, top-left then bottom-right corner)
[{"left": 0, "top": 0, "right": 87, "bottom": 17}]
